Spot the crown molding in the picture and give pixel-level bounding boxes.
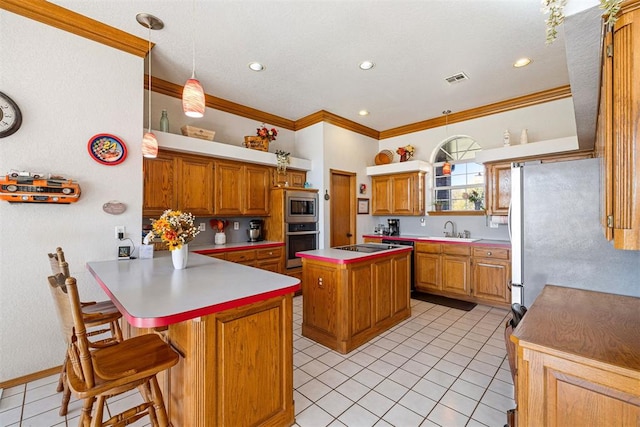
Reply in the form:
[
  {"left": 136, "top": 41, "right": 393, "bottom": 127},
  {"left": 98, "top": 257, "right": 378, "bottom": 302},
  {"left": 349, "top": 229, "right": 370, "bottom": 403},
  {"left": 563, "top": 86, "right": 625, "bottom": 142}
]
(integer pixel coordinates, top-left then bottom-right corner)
[
  {"left": 379, "top": 85, "right": 572, "bottom": 139},
  {"left": 148, "top": 76, "right": 296, "bottom": 131},
  {"left": 7, "top": 0, "right": 573, "bottom": 140},
  {"left": 294, "top": 110, "right": 380, "bottom": 139},
  {"left": 0, "top": 0, "right": 150, "bottom": 57}
]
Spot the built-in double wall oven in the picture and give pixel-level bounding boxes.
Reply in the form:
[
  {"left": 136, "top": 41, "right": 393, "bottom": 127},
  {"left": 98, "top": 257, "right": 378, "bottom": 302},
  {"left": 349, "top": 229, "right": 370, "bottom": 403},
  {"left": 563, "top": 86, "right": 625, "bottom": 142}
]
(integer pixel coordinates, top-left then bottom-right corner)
[{"left": 285, "top": 190, "right": 319, "bottom": 268}]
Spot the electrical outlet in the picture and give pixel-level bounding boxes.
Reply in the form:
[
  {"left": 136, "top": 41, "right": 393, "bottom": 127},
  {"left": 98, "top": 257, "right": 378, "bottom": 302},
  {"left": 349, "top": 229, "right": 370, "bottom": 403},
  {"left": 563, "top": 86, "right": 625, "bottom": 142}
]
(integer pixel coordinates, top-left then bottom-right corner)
[
  {"left": 489, "top": 221, "right": 499, "bottom": 228},
  {"left": 115, "top": 226, "right": 125, "bottom": 239},
  {"left": 198, "top": 222, "right": 206, "bottom": 231},
  {"left": 420, "top": 218, "right": 426, "bottom": 227},
  {"left": 233, "top": 222, "right": 239, "bottom": 230}
]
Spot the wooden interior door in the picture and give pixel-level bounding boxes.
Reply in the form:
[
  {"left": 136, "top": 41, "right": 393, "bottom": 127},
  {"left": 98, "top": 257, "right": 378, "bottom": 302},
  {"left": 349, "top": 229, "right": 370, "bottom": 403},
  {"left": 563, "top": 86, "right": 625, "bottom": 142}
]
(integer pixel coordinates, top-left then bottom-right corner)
[{"left": 330, "top": 169, "right": 355, "bottom": 247}]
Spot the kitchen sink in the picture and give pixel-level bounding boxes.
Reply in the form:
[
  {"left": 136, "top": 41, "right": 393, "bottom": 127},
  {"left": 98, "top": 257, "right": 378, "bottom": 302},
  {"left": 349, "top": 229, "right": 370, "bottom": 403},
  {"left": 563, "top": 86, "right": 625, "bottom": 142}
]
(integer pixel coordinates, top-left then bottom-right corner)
[{"left": 424, "top": 237, "right": 480, "bottom": 243}]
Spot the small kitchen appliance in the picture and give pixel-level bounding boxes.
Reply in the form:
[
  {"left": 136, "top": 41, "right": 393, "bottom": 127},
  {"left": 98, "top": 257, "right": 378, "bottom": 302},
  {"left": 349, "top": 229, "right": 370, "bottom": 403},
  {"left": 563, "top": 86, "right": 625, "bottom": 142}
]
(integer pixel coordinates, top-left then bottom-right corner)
[
  {"left": 248, "top": 219, "right": 264, "bottom": 242},
  {"left": 387, "top": 219, "right": 400, "bottom": 236}
]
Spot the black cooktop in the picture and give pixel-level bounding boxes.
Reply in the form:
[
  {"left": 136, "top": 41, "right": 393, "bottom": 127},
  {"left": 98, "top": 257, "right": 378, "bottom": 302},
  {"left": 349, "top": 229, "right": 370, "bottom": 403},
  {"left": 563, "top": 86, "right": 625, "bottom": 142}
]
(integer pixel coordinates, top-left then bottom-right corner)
[{"left": 335, "top": 244, "right": 396, "bottom": 253}]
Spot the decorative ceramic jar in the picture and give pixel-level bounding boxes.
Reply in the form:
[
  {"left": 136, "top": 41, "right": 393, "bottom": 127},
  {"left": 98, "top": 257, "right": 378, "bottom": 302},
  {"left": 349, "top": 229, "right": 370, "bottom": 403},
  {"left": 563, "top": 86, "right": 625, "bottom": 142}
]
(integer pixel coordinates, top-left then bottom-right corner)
[{"left": 215, "top": 232, "right": 226, "bottom": 245}]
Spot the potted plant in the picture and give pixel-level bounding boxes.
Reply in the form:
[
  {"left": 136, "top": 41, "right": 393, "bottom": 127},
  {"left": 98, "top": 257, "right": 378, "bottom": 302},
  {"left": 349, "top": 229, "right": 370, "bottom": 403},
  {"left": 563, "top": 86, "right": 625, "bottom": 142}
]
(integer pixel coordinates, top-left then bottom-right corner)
[
  {"left": 275, "top": 150, "right": 290, "bottom": 174},
  {"left": 432, "top": 201, "right": 444, "bottom": 212},
  {"left": 464, "top": 189, "right": 484, "bottom": 210}
]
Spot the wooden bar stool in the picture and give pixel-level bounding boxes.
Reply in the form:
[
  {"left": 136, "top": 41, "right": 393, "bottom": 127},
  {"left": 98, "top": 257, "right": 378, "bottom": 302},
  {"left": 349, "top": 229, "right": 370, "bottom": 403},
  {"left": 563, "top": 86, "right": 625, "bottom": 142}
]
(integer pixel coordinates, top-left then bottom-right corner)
[
  {"left": 47, "top": 248, "right": 123, "bottom": 416},
  {"left": 50, "top": 276, "right": 179, "bottom": 426}
]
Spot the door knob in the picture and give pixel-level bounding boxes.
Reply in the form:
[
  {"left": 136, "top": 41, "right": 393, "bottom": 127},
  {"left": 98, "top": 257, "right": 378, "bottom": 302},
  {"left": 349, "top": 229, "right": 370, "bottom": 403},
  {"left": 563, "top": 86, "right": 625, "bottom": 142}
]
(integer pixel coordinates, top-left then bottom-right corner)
[{"left": 346, "top": 233, "right": 353, "bottom": 237}]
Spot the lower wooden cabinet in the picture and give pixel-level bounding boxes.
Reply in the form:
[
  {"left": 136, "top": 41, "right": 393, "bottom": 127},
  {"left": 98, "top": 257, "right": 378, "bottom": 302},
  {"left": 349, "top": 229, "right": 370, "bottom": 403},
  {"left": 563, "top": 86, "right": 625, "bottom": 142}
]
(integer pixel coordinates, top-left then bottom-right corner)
[
  {"left": 205, "top": 246, "right": 284, "bottom": 273},
  {"left": 301, "top": 251, "right": 411, "bottom": 353},
  {"left": 512, "top": 286, "right": 640, "bottom": 426},
  {"left": 415, "top": 241, "right": 510, "bottom": 307}
]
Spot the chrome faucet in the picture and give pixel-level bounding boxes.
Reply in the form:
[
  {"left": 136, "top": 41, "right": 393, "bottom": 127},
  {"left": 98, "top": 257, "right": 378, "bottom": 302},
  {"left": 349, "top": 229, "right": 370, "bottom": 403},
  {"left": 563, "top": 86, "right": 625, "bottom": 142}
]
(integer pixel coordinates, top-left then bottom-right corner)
[{"left": 443, "top": 221, "right": 455, "bottom": 237}]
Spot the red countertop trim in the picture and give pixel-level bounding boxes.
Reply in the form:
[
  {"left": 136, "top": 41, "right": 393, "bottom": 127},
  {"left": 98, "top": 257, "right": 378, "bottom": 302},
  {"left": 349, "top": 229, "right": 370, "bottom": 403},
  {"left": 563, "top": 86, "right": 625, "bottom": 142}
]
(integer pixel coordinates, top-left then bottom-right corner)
[
  {"left": 194, "top": 241, "right": 284, "bottom": 255},
  {"left": 297, "top": 246, "right": 412, "bottom": 265},
  {"left": 362, "top": 234, "right": 511, "bottom": 248}
]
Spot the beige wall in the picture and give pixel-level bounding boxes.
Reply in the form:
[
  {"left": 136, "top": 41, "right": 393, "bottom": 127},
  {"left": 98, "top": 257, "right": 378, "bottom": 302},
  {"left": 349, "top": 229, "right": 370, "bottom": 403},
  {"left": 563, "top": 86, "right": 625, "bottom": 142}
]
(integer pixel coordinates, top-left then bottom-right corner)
[{"left": 0, "top": 12, "right": 143, "bottom": 381}]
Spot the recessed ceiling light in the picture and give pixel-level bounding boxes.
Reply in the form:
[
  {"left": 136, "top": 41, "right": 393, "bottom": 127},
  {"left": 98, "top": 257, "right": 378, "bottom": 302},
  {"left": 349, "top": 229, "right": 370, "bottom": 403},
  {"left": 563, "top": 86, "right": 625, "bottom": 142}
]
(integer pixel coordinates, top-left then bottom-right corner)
[
  {"left": 513, "top": 58, "right": 532, "bottom": 68},
  {"left": 358, "top": 110, "right": 369, "bottom": 116},
  {"left": 248, "top": 62, "right": 265, "bottom": 71},
  {"left": 359, "top": 61, "right": 375, "bottom": 70}
]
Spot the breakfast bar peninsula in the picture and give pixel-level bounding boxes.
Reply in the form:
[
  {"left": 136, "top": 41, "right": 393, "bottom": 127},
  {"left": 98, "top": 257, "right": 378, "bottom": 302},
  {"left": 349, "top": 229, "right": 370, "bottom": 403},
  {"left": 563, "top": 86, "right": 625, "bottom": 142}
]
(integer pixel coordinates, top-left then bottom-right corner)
[
  {"left": 87, "top": 251, "right": 300, "bottom": 427},
  {"left": 297, "top": 244, "right": 412, "bottom": 354}
]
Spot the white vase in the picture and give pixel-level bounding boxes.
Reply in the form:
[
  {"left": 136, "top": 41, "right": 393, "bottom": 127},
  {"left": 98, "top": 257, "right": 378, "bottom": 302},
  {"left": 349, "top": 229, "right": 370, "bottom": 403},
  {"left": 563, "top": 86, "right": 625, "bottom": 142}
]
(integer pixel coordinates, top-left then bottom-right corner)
[
  {"left": 520, "top": 129, "right": 529, "bottom": 144},
  {"left": 214, "top": 232, "right": 226, "bottom": 245},
  {"left": 171, "top": 244, "right": 188, "bottom": 269}
]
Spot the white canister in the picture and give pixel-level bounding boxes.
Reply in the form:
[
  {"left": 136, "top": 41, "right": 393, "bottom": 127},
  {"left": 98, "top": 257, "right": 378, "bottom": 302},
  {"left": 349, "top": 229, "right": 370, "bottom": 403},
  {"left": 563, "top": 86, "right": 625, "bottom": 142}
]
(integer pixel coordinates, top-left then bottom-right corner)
[
  {"left": 503, "top": 130, "right": 511, "bottom": 146},
  {"left": 214, "top": 232, "right": 226, "bottom": 245},
  {"left": 520, "top": 129, "right": 529, "bottom": 144}
]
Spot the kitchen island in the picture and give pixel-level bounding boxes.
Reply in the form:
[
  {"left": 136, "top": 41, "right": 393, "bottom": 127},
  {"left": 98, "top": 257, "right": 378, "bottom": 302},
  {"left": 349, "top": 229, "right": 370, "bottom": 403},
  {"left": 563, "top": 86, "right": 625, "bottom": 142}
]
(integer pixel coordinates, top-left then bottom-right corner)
[
  {"left": 297, "top": 244, "right": 412, "bottom": 353},
  {"left": 87, "top": 251, "right": 300, "bottom": 427}
]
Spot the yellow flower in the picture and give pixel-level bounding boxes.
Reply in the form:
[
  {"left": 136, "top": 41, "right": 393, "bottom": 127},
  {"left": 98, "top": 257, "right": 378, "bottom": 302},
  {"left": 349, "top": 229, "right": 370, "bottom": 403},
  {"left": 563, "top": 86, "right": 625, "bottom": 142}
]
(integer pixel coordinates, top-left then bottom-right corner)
[{"left": 148, "top": 209, "right": 200, "bottom": 251}]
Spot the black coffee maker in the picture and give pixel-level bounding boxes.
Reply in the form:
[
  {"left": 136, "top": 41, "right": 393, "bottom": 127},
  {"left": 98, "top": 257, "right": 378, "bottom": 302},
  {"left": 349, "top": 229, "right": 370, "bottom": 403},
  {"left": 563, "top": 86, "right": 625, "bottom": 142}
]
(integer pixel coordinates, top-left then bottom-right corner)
[
  {"left": 248, "top": 219, "right": 264, "bottom": 242},
  {"left": 387, "top": 219, "right": 400, "bottom": 236}
]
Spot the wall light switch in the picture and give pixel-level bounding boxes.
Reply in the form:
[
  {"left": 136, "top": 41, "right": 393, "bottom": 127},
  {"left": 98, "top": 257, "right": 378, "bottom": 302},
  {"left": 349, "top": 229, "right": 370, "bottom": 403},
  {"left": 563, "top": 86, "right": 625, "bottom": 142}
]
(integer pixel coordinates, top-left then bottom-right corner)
[
  {"left": 233, "top": 222, "right": 239, "bottom": 230},
  {"left": 198, "top": 223, "right": 206, "bottom": 231}
]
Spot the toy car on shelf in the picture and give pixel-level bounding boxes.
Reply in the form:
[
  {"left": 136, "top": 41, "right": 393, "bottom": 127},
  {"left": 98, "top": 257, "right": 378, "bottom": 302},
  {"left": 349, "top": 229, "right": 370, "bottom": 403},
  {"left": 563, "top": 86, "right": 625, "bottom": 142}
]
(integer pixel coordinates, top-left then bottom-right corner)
[
  {"left": 9, "top": 169, "right": 46, "bottom": 179},
  {"left": 0, "top": 174, "right": 81, "bottom": 204}
]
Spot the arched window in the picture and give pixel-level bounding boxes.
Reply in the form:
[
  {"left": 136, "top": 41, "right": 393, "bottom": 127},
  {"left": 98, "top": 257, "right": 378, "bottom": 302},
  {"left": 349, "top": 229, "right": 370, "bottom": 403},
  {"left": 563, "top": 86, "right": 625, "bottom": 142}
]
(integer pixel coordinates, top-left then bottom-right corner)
[{"left": 432, "top": 136, "right": 484, "bottom": 211}]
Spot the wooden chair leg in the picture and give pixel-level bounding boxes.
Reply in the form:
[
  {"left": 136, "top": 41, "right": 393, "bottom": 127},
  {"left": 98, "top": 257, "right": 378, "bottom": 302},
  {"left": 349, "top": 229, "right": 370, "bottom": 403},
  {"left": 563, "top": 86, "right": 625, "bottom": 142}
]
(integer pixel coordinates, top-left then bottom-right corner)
[
  {"left": 58, "top": 353, "right": 71, "bottom": 416},
  {"left": 148, "top": 376, "right": 169, "bottom": 427},
  {"left": 91, "top": 396, "right": 105, "bottom": 427},
  {"left": 80, "top": 396, "right": 95, "bottom": 427},
  {"left": 56, "top": 355, "right": 66, "bottom": 392}
]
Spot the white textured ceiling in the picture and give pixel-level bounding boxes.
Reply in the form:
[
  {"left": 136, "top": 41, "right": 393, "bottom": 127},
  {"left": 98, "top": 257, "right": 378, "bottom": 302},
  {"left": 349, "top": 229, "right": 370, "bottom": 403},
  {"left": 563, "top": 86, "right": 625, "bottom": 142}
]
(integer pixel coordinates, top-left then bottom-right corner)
[{"left": 50, "top": 0, "right": 576, "bottom": 132}]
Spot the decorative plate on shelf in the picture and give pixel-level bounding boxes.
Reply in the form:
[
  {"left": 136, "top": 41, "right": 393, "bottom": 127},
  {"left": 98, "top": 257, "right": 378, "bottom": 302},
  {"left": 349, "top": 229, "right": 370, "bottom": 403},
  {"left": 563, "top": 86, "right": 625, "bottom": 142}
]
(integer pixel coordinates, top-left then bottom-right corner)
[
  {"left": 87, "top": 134, "right": 127, "bottom": 165},
  {"left": 374, "top": 149, "right": 394, "bottom": 165}
]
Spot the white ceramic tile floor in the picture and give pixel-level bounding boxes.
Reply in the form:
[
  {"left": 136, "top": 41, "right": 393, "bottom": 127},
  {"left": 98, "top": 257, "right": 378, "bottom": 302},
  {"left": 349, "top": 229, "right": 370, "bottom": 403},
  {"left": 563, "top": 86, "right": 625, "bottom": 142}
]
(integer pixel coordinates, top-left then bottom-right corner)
[{"left": 0, "top": 296, "right": 514, "bottom": 426}]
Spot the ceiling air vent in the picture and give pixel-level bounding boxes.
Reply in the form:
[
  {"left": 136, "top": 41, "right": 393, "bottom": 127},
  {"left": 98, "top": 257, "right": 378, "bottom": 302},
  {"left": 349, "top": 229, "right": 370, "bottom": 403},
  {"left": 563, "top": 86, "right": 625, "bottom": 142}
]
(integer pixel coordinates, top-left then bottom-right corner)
[{"left": 444, "top": 72, "right": 469, "bottom": 84}]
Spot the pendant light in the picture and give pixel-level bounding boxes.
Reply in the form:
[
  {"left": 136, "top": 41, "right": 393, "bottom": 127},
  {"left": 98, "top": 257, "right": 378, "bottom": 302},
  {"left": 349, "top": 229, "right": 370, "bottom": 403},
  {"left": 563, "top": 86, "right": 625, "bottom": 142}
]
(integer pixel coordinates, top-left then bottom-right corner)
[
  {"left": 442, "top": 110, "right": 452, "bottom": 176},
  {"left": 183, "top": 1, "right": 205, "bottom": 118},
  {"left": 137, "top": 13, "right": 164, "bottom": 158}
]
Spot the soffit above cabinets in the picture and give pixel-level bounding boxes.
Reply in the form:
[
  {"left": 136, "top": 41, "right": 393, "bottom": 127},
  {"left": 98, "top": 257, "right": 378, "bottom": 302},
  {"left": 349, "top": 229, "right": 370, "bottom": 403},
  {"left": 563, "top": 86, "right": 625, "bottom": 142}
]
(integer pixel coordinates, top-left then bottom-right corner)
[
  {"left": 156, "top": 131, "right": 312, "bottom": 171},
  {"left": 366, "top": 160, "right": 431, "bottom": 176},
  {"left": 474, "top": 136, "right": 579, "bottom": 164}
]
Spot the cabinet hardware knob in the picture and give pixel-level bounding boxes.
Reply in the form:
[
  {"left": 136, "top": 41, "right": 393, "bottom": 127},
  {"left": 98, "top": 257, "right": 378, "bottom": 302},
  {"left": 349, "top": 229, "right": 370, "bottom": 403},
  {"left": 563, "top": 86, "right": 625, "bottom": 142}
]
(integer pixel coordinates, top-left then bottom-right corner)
[{"left": 487, "top": 251, "right": 492, "bottom": 256}]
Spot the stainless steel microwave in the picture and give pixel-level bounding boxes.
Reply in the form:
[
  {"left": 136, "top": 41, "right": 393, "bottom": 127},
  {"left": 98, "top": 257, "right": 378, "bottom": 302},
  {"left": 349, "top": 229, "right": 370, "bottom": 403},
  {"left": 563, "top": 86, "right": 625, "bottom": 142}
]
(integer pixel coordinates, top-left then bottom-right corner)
[{"left": 285, "top": 190, "right": 318, "bottom": 223}]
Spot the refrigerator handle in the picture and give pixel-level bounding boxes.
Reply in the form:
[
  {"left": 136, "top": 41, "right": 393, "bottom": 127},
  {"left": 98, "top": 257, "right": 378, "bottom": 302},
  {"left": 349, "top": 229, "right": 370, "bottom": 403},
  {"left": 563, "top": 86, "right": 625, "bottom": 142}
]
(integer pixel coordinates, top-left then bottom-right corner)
[{"left": 507, "top": 201, "right": 512, "bottom": 242}]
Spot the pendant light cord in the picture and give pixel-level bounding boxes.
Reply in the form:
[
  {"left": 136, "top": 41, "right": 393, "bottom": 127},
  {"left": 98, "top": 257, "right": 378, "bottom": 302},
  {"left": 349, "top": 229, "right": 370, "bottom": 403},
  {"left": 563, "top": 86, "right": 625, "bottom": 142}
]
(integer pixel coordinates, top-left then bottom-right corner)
[
  {"left": 191, "top": 0, "right": 196, "bottom": 79},
  {"left": 148, "top": 24, "right": 152, "bottom": 133}
]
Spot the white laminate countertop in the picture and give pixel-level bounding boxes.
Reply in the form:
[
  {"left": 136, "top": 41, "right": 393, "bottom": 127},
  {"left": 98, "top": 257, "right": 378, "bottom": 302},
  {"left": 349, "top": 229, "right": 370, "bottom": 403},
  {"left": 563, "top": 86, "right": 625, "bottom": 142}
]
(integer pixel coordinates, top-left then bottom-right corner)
[
  {"left": 296, "top": 244, "right": 412, "bottom": 264},
  {"left": 86, "top": 251, "right": 299, "bottom": 328}
]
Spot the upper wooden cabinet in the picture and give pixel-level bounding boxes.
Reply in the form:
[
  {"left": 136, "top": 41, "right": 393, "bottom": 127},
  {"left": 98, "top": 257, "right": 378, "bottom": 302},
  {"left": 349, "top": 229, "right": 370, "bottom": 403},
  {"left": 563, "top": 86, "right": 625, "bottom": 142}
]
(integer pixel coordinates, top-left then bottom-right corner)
[
  {"left": 597, "top": 4, "right": 640, "bottom": 250},
  {"left": 143, "top": 151, "right": 214, "bottom": 217},
  {"left": 371, "top": 172, "right": 425, "bottom": 216},
  {"left": 484, "top": 150, "right": 593, "bottom": 216},
  {"left": 215, "top": 160, "right": 270, "bottom": 216},
  {"left": 272, "top": 169, "right": 306, "bottom": 188}
]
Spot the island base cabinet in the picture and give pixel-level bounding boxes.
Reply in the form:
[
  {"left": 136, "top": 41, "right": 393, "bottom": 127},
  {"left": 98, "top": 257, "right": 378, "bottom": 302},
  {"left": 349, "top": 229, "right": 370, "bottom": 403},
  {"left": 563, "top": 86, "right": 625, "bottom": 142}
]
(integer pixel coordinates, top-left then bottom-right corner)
[
  {"left": 301, "top": 252, "right": 411, "bottom": 354},
  {"left": 516, "top": 348, "right": 640, "bottom": 426},
  {"left": 167, "top": 294, "right": 295, "bottom": 427}
]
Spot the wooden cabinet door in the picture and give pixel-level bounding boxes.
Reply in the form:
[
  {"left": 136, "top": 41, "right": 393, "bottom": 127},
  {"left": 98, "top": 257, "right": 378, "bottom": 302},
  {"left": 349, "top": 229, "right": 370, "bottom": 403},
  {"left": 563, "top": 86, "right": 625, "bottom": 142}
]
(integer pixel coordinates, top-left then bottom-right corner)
[
  {"left": 371, "top": 175, "right": 392, "bottom": 215},
  {"left": 391, "top": 254, "right": 411, "bottom": 315},
  {"left": 610, "top": 9, "right": 640, "bottom": 250},
  {"left": 143, "top": 153, "right": 175, "bottom": 216},
  {"left": 372, "top": 258, "right": 393, "bottom": 325},
  {"left": 472, "top": 259, "right": 510, "bottom": 303},
  {"left": 349, "top": 263, "right": 373, "bottom": 336},
  {"left": 302, "top": 263, "right": 338, "bottom": 340},
  {"left": 244, "top": 165, "right": 270, "bottom": 215},
  {"left": 288, "top": 170, "right": 307, "bottom": 188},
  {"left": 177, "top": 156, "right": 214, "bottom": 216},
  {"left": 215, "top": 161, "right": 244, "bottom": 215},
  {"left": 486, "top": 162, "right": 511, "bottom": 216},
  {"left": 415, "top": 252, "right": 441, "bottom": 292},
  {"left": 391, "top": 173, "right": 415, "bottom": 214},
  {"left": 441, "top": 255, "right": 470, "bottom": 296}
]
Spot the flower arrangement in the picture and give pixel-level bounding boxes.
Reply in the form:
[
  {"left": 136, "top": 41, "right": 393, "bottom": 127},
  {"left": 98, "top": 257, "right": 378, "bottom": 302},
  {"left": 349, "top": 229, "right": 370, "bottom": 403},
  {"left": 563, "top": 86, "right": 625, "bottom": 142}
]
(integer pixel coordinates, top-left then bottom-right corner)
[
  {"left": 257, "top": 123, "right": 278, "bottom": 142},
  {"left": 147, "top": 209, "right": 200, "bottom": 251},
  {"left": 463, "top": 189, "right": 484, "bottom": 209},
  {"left": 210, "top": 218, "right": 229, "bottom": 233},
  {"left": 275, "top": 149, "right": 290, "bottom": 173},
  {"left": 396, "top": 145, "right": 415, "bottom": 161}
]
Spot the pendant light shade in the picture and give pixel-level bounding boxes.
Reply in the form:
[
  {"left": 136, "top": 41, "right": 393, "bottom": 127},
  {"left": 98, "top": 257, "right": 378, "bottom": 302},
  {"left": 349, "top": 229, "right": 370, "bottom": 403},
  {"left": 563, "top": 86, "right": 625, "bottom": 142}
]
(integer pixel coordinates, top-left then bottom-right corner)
[
  {"left": 443, "top": 161, "right": 452, "bottom": 176},
  {"left": 142, "top": 132, "right": 159, "bottom": 158},
  {"left": 137, "top": 13, "right": 163, "bottom": 159},
  {"left": 182, "top": 77, "right": 205, "bottom": 118}
]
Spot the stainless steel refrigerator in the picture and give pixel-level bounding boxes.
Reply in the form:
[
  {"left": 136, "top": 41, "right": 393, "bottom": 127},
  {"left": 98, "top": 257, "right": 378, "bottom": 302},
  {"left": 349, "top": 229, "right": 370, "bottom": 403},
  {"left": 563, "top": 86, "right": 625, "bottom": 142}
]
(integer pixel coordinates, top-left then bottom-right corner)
[{"left": 509, "top": 158, "right": 640, "bottom": 306}]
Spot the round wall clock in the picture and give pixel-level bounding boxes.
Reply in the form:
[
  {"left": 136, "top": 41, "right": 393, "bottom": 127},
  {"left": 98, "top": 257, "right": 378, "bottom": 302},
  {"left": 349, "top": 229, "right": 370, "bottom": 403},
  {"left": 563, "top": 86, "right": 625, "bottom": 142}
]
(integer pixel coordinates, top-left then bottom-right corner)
[
  {"left": 87, "top": 134, "right": 128, "bottom": 165},
  {"left": 0, "top": 91, "right": 23, "bottom": 138}
]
